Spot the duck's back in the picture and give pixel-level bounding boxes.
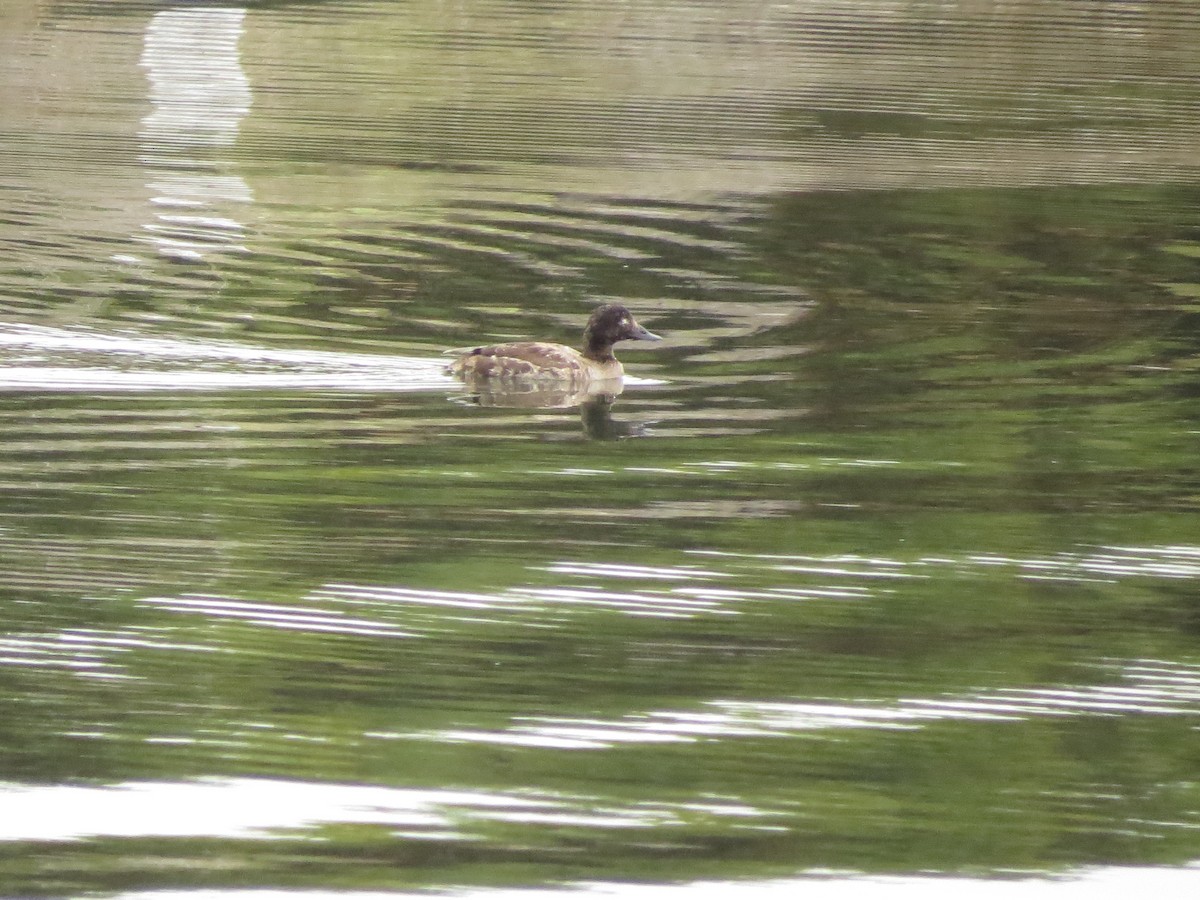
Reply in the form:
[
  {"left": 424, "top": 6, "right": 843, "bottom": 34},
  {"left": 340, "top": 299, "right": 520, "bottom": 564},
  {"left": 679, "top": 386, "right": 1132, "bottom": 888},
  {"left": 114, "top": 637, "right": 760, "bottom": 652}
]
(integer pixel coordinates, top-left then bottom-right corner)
[{"left": 449, "top": 341, "right": 597, "bottom": 381}]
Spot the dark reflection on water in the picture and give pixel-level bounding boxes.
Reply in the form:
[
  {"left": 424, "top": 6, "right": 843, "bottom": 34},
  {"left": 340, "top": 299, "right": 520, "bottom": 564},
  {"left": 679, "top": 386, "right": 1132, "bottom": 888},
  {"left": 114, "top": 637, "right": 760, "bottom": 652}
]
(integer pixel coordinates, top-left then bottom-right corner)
[{"left": 3, "top": 0, "right": 1200, "bottom": 896}]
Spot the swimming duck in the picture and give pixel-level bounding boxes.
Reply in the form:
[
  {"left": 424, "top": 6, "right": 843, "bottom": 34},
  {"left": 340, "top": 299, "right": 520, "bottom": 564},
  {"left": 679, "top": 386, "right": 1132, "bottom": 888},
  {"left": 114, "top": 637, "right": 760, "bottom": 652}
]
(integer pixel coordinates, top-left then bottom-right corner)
[{"left": 447, "top": 303, "right": 661, "bottom": 383}]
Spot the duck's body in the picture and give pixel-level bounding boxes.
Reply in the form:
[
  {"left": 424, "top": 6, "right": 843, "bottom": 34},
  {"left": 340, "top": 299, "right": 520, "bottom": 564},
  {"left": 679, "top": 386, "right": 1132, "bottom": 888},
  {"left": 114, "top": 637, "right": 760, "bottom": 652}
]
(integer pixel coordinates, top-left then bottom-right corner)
[
  {"left": 450, "top": 341, "right": 617, "bottom": 382},
  {"left": 447, "top": 304, "right": 660, "bottom": 384}
]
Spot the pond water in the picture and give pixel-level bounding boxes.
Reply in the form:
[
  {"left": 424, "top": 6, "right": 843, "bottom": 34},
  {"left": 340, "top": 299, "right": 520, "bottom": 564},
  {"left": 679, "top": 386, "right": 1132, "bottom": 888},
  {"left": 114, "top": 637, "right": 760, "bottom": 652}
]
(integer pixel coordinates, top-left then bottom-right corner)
[{"left": 3, "top": 0, "right": 1200, "bottom": 896}]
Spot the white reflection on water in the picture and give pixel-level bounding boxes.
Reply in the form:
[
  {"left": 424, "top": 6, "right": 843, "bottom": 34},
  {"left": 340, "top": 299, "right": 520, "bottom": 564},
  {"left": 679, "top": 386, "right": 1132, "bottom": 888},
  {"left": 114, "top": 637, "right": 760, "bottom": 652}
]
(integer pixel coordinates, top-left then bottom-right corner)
[
  {"left": 0, "top": 776, "right": 748, "bottom": 843},
  {"left": 970, "top": 545, "right": 1200, "bottom": 582},
  {"left": 690, "top": 545, "right": 1200, "bottom": 589},
  {"left": 0, "top": 628, "right": 213, "bottom": 679},
  {"left": 413, "top": 659, "right": 1200, "bottom": 750},
  {"left": 137, "top": 7, "right": 252, "bottom": 262},
  {"left": 109, "top": 864, "right": 1200, "bottom": 898},
  {"left": 0, "top": 778, "right": 528, "bottom": 842},
  {"left": 542, "top": 562, "right": 731, "bottom": 581},
  {"left": 138, "top": 594, "right": 416, "bottom": 638},
  {"left": 315, "top": 581, "right": 734, "bottom": 621},
  {"left": 278, "top": 543, "right": 1200, "bottom": 635},
  {"left": 0, "top": 323, "right": 454, "bottom": 392}
]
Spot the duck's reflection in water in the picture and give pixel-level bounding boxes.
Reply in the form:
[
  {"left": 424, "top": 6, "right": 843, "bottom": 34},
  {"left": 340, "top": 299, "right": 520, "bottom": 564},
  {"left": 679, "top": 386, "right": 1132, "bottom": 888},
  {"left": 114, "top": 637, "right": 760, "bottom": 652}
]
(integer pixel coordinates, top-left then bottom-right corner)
[
  {"left": 578, "top": 394, "right": 648, "bottom": 440},
  {"left": 454, "top": 379, "right": 648, "bottom": 440}
]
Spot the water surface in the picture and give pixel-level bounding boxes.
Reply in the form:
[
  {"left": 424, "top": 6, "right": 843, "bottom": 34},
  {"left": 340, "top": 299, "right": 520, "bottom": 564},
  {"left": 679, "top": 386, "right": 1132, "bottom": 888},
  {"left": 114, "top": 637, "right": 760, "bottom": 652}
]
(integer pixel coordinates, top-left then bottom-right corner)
[{"left": 3, "top": 0, "right": 1200, "bottom": 896}]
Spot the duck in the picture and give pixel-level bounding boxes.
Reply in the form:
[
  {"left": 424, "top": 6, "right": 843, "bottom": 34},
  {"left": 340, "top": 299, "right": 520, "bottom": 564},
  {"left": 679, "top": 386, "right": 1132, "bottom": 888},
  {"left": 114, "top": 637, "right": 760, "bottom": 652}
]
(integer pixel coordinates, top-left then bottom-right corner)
[{"left": 447, "top": 303, "right": 661, "bottom": 384}]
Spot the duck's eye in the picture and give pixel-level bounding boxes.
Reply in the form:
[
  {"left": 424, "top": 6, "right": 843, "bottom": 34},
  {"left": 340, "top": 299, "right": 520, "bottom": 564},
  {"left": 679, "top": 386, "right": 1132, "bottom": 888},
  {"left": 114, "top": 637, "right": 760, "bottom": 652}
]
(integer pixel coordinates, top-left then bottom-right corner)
[{"left": 620, "top": 317, "right": 630, "bottom": 327}]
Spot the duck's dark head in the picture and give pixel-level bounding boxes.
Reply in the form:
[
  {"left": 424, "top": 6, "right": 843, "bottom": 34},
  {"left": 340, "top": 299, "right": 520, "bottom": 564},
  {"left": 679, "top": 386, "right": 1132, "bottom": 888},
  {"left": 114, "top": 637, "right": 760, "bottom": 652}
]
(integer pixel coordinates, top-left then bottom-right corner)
[{"left": 582, "top": 304, "right": 661, "bottom": 360}]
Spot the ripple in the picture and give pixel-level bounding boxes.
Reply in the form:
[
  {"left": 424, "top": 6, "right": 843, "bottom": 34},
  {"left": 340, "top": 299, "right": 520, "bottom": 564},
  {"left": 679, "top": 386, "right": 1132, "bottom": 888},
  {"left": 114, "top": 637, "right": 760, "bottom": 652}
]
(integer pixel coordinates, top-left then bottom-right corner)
[
  {"left": 313, "top": 581, "right": 732, "bottom": 623},
  {"left": 138, "top": 594, "right": 413, "bottom": 639},
  {"left": 0, "top": 627, "right": 213, "bottom": 680},
  {"left": 541, "top": 562, "right": 731, "bottom": 581},
  {"left": 691, "top": 545, "right": 1200, "bottom": 592},
  {"left": 313, "top": 543, "right": 1200, "bottom": 633},
  {"left": 409, "top": 659, "right": 1200, "bottom": 750}
]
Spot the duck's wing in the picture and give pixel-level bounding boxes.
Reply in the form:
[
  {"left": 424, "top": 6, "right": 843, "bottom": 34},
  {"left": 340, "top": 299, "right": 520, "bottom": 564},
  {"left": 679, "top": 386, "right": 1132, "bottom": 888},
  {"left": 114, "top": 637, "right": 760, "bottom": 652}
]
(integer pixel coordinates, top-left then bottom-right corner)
[{"left": 448, "top": 342, "right": 585, "bottom": 379}]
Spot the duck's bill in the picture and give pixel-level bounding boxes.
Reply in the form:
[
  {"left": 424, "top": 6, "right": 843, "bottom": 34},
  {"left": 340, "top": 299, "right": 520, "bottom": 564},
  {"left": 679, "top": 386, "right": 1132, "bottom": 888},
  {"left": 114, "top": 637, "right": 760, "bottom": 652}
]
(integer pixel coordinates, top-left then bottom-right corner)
[{"left": 630, "top": 324, "right": 662, "bottom": 341}]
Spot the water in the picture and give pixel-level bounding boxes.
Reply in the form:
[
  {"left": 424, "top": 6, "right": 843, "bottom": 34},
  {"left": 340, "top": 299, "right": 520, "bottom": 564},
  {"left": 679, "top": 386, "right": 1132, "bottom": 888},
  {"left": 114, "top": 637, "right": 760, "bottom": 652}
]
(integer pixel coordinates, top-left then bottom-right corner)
[{"left": 2, "top": 0, "right": 1200, "bottom": 896}]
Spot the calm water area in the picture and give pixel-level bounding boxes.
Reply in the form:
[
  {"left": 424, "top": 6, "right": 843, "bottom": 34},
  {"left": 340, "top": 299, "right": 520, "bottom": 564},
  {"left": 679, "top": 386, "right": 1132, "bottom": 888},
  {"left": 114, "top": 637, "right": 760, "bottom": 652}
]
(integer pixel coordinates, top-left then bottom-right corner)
[{"left": 3, "top": 0, "right": 1200, "bottom": 896}]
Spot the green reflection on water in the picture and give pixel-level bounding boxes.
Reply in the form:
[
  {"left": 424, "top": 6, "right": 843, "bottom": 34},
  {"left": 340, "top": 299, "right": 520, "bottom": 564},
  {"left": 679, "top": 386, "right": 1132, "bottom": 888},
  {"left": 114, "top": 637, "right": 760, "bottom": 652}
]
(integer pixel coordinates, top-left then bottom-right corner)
[{"left": 5, "top": 178, "right": 1200, "bottom": 889}]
